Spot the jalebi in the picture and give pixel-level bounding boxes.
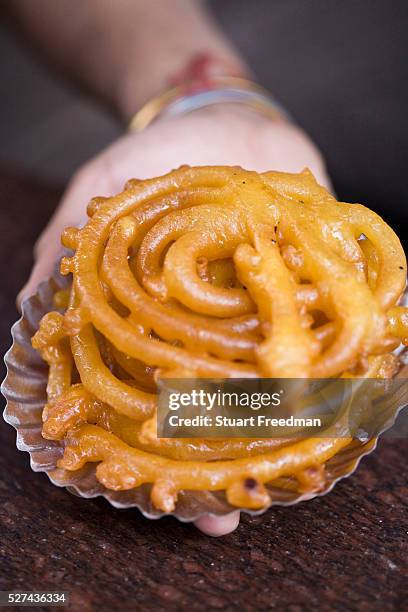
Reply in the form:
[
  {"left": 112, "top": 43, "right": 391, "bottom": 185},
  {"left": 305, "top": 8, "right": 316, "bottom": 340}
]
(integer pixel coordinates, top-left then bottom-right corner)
[{"left": 32, "top": 166, "right": 408, "bottom": 511}]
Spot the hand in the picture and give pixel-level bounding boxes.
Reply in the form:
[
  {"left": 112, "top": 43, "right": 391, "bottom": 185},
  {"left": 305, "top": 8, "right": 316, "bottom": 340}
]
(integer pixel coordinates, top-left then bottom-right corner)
[{"left": 19, "top": 105, "right": 331, "bottom": 536}]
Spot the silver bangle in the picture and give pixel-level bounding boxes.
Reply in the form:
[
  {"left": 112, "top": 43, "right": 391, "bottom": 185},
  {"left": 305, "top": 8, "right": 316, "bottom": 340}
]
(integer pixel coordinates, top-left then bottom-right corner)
[{"left": 129, "top": 76, "right": 292, "bottom": 131}]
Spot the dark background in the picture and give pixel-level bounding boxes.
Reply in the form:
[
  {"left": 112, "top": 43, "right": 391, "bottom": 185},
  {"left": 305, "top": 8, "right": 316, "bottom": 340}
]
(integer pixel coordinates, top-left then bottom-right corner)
[
  {"left": 0, "top": 1, "right": 407, "bottom": 610},
  {"left": 0, "top": 0, "right": 407, "bottom": 238}
]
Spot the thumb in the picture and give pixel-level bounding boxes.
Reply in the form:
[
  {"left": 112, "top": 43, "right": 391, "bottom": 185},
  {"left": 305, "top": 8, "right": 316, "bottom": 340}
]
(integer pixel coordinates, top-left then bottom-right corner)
[
  {"left": 17, "top": 235, "right": 62, "bottom": 310},
  {"left": 17, "top": 162, "right": 103, "bottom": 309}
]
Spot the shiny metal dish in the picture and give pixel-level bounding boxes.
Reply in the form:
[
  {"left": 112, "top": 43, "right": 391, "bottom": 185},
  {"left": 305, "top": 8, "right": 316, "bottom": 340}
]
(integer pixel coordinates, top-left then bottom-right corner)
[{"left": 2, "top": 271, "right": 408, "bottom": 522}]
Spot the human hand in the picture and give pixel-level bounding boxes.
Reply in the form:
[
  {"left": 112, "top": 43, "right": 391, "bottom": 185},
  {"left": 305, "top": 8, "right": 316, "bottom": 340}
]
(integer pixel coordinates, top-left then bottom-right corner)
[{"left": 19, "top": 105, "right": 331, "bottom": 536}]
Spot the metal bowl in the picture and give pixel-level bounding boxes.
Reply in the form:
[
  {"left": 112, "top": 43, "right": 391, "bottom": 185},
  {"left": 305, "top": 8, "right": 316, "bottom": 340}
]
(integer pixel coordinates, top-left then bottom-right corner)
[{"left": 2, "top": 271, "right": 407, "bottom": 522}]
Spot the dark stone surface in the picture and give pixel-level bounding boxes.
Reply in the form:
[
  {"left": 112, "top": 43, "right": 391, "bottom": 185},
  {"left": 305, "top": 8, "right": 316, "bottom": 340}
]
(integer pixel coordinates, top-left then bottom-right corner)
[{"left": 1, "top": 173, "right": 407, "bottom": 611}]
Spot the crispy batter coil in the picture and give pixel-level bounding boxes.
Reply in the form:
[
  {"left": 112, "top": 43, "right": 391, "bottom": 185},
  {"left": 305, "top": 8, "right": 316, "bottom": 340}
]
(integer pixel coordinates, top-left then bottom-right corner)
[{"left": 27, "top": 165, "right": 408, "bottom": 513}]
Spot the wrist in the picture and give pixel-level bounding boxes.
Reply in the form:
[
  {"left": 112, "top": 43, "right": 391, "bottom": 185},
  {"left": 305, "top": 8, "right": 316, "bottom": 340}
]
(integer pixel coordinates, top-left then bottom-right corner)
[
  {"left": 113, "top": 1, "right": 249, "bottom": 122},
  {"left": 118, "top": 53, "right": 249, "bottom": 124}
]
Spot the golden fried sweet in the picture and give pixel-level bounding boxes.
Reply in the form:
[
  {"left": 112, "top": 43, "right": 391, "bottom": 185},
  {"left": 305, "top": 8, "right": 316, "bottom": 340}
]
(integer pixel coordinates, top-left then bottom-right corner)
[{"left": 32, "top": 166, "right": 408, "bottom": 512}]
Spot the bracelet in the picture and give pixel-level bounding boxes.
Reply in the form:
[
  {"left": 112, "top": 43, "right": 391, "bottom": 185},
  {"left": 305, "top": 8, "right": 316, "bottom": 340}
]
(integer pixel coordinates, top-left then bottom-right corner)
[{"left": 129, "top": 76, "right": 291, "bottom": 132}]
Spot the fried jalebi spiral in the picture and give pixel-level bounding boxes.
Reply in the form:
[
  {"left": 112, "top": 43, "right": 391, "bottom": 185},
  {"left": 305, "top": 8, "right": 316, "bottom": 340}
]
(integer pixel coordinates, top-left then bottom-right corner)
[{"left": 32, "top": 166, "right": 408, "bottom": 512}]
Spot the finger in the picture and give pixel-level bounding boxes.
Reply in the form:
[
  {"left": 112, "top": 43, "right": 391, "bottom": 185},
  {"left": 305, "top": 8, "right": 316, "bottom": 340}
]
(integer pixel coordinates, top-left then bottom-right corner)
[
  {"left": 17, "top": 245, "right": 61, "bottom": 309},
  {"left": 17, "top": 162, "right": 110, "bottom": 310},
  {"left": 194, "top": 511, "right": 240, "bottom": 536}
]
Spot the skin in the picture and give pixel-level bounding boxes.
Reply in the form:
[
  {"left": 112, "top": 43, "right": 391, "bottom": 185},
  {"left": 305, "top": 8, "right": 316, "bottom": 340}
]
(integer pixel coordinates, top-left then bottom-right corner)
[{"left": 10, "top": 0, "right": 331, "bottom": 535}]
